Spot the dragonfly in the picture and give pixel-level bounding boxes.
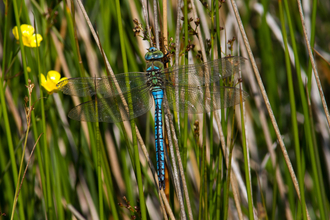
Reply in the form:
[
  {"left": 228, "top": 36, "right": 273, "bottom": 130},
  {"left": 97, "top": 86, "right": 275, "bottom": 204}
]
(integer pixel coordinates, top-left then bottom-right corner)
[{"left": 57, "top": 47, "right": 248, "bottom": 190}]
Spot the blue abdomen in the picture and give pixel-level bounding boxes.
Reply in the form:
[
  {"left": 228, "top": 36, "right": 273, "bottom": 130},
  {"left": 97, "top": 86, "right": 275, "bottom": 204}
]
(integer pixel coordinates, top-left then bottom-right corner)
[{"left": 151, "top": 88, "right": 165, "bottom": 189}]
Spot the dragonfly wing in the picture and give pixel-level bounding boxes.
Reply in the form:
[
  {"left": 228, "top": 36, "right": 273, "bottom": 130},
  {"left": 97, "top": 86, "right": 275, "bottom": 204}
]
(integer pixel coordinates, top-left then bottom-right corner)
[
  {"left": 68, "top": 85, "right": 153, "bottom": 123},
  {"left": 165, "top": 84, "right": 249, "bottom": 114},
  {"left": 57, "top": 72, "right": 148, "bottom": 98},
  {"left": 162, "top": 56, "right": 246, "bottom": 86}
]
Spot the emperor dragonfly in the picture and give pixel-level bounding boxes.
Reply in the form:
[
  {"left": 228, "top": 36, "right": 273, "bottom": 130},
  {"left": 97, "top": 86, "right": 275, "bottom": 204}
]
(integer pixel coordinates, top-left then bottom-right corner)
[{"left": 57, "top": 47, "right": 248, "bottom": 189}]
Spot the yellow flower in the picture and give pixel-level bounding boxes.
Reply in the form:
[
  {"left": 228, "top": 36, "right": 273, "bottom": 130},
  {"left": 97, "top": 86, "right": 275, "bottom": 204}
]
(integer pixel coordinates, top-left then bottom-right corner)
[
  {"left": 26, "top": 66, "right": 31, "bottom": 72},
  {"left": 41, "top": 71, "right": 67, "bottom": 94},
  {"left": 12, "top": 24, "right": 43, "bottom": 47},
  {"left": 26, "top": 34, "right": 43, "bottom": 47}
]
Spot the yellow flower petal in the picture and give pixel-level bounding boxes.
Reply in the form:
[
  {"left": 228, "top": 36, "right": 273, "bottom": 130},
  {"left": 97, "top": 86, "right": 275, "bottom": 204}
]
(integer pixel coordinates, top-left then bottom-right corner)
[
  {"left": 22, "top": 37, "right": 31, "bottom": 46},
  {"left": 12, "top": 25, "right": 42, "bottom": 47},
  {"left": 40, "top": 74, "right": 47, "bottom": 84},
  {"left": 41, "top": 81, "right": 58, "bottom": 94},
  {"left": 12, "top": 25, "right": 34, "bottom": 40},
  {"left": 41, "top": 71, "right": 66, "bottom": 94},
  {"left": 20, "top": 24, "right": 35, "bottom": 36},
  {"left": 27, "top": 34, "right": 43, "bottom": 47},
  {"left": 12, "top": 26, "right": 19, "bottom": 39},
  {"left": 47, "top": 71, "right": 61, "bottom": 82}
]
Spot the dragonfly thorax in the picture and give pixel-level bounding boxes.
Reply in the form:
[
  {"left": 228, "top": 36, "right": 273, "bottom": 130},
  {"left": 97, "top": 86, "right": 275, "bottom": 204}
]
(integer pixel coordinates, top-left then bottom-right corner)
[
  {"left": 146, "top": 60, "right": 164, "bottom": 72},
  {"left": 146, "top": 59, "right": 165, "bottom": 90},
  {"left": 146, "top": 70, "right": 165, "bottom": 88}
]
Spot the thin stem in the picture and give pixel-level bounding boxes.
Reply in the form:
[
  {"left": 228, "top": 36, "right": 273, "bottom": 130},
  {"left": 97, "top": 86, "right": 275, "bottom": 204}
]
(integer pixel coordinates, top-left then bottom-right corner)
[
  {"left": 16, "top": 133, "right": 43, "bottom": 200},
  {"left": 95, "top": 97, "right": 104, "bottom": 220},
  {"left": 174, "top": 0, "right": 182, "bottom": 133},
  {"left": 229, "top": 0, "right": 302, "bottom": 203},
  {"left": 10, "top": 83, "right": 34, "bottom": 220},
  {"left": 163, "top": 108, "right": 187, "bottom": 219},
  {"left": 240, "top": 86, "right": 254, "bottom": 219},
  {"left": 296, "top": 0, "right": 330, "bottom": 133},
  {"left": 278, "top": 1, "right": 308, "bottom": 219},
  {"left": 114, "top": 0, "right": 147, "bottom": 218},
  {"left": 141, "top": 0, "right": 153, "bottom": 47},
  {"left": 153, "top": 0, "right": 159, "bottom": 49}
]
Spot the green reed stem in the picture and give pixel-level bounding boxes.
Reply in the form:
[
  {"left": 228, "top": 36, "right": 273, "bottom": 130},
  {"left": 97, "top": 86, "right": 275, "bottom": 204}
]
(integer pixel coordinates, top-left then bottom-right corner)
[
  {"left": 1, "top": 0, "right": 9, "bottom": 78},
  {"left": 0, "top": 4, "right": 15, "bottom": 213},
  {"left": 10, "top": 84, "right": 32, "bottom": 220},
  {"left": 10, "top": 1, "right": 50, "bottom": 219},
  {"left": 208, "top": 2, "right": 215, "bottom": 219},
  {"left": 283, "top": 0, "right": 327, "bottom": 219},
  {"left": 100, "top": 138, "right": 119, "bottom": 220},
  {"left": 216, "top": 147, "right": 223, "bottom": 220},
  {"left": 114, "top": 0, "right": 146, "bottom": 219},
  {"left": 0, "top": 142, "right": 15, "bottom": 217},
  {"left": 34, "top": 18, "right": 55, "bottom": 219},
  {"left": 306, "top": 0, "right": 317, "bottom": 93},
  {"left": 240, "top": 93, "right": 253, "bottom": 219},
  {"left": 25, "top": 44, "right": 52, "bottom": 217},
  {"left": 259, "top": 0, "right": 278, "bottom": 118},
  {"left": 183, "top": 0, "right": 188, "bottom": 173},
  {"left": 95, "top": 98, "right": 104, "bottom": 220},
  {"left": 70, "top": 0, "right": 100, "bottom": 211},
  {"left": 278, "top": 1, "right": 307, "bottom": 219},
  {"left": 203, "top": 114, "right": 208, "bottom": 219},
  {"left": 215, "top": 1, "right": 223, "bottom": 218},
  {"left": 198, "top": 134, "right": 204, "bottom": 220},
  {"left": 256, "top": 171, "right": 269, "bottom": 220},
  {"left": 223, "top": 109, "right": 235, "bottom": 220},
  {"left": 271, "top": 167, "right": 278, "bottom": 220},
  {"left": 48, "top": 107, "right": 65, "bottom": 220}
]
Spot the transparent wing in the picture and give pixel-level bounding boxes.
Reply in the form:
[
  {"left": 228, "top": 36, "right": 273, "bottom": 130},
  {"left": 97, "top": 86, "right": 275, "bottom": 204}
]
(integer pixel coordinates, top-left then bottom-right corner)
[
  {"left": 57, "top": 72, "right": 148, "bottom": 98},
  {"left": 67, "top": 85, "right": 153, "bottom": 123},
  {"left": 162, "top": 56, "right": 246, "bottom": 86},
  {"left": 165, "top": 84, "right": 248, "bottom": 113}
]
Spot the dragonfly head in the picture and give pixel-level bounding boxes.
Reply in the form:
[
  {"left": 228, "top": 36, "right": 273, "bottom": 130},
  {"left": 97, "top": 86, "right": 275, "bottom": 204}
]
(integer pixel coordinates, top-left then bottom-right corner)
[{"left": 145, "top": 47, "right": 164, "bottom": 61}]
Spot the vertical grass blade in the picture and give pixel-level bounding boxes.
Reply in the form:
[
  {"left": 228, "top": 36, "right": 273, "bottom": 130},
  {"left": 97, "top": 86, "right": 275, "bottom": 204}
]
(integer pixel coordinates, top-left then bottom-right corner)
[
  {"left": 114, "top": 0, "right": 146, "bottom": 219},
  {"left": 278, "top": 1, "right": 307, "bottom": 219}
]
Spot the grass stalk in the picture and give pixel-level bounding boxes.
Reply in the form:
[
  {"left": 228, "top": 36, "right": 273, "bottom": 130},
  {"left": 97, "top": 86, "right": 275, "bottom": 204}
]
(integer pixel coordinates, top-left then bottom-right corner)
[
  {"left": 49, "top": 108, "right": 65, "bottom": 220},
  {"left": 183, "top": 0, "right": 188, "bottom": 181},
  {"left": 215, "top": 1, "right": 224, "bottom": 219},
  {"left": 283, "top": 0, "right": 326, "bottom": 218},
  {"left": 229, "top": 0, "right": 302, "bottom": 204},
  {"left": 208, "top": 2, "right": 215, "bottom": 218},
  {"left": 94, "top": 97, "right": 104, "bottom": 220},
  {"left": 271, "top": 169, "right": 278, "bottom": 220},
  {"left": 34, "top": 18, "right": 55, "bottom": 220},
  {"left": 296, "top": 3, "right": 328, "bottom": 219},
  {"left": 114, "top": 0, "right": 146, "bottom": 219},
  {"left": 163, "top": 109, "right": 187, "bottom": 219},
  {"left": 278, "top": 1, "right": 307, "bottom": 219},
  {"left": 239, "top": 86, "right": 254, "bottom": 219},
  {"left": 223, "top": 111, "right": 235, "bottom": 220},
  {"left": 295, "top": 0, "right": 330, "bottom": 132},
  {"left": 306, "top": 0, "right": 317, "bottom": 93},
  {"left": 198, "top": 135, "right": 205, "bottom": 220},
  {"left": 74, "top": 2, "right": 152, "bottom": 200},
  {"left": 10, "top": 81, "right": 34, "bottom": 220}
]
